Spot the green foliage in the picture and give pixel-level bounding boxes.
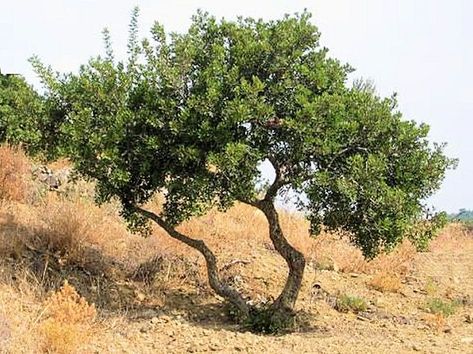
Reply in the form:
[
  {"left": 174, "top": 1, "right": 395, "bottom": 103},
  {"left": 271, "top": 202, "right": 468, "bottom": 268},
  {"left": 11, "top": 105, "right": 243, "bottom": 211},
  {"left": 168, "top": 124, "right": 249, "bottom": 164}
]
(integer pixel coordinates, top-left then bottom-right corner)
[
  {"left": 425, "top": 298, "right": 460, "bottom": 317},
  {"left": 244, "top": 305, "right": 296, "bottom": 334},
  {"left": 335, "top": 294, "right": 368, "bottom": 313},
  {"left": 0, "top": 72, "right": 44, "bottom": 154},
  {"left": 32, "top": 8, "right": 454, "bottom": 258}
]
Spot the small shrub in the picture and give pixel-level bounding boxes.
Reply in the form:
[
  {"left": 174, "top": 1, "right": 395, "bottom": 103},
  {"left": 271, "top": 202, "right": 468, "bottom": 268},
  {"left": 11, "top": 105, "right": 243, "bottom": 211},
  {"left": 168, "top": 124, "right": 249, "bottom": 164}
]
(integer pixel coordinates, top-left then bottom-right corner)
[
  {"left": 243, "top": 305, "right": 296, "bottom": 334},
  {"left": 368, "top": 272, "right": 402, "bottom": 293},
  {"left": 40, "top": 281, "right": 96, "bottom": 354},
  {"left": 424, "top": 298, "right": 459, "bottom": 317},
  {"left": 424, "top": 277, "right": 438, "bottom": 296},
  {"left": 335, "top": 294, "right": 368, "bottom": 313},
  {"left": 35, "top": 198, "right": 94, "bottom": 265},
  {"left": 422, "top": 313, "right": 447, "bottom": 332}
]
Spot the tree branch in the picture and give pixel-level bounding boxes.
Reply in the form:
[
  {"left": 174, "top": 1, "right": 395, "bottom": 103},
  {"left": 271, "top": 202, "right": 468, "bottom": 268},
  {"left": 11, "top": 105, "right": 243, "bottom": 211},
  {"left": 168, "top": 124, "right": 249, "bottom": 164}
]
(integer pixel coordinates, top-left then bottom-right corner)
[
  {"left": 265, "top": 156, "right": 288, "bottom": 201},
  {"left": 132, "top": 205, "right": 250, "bottom": 316}
]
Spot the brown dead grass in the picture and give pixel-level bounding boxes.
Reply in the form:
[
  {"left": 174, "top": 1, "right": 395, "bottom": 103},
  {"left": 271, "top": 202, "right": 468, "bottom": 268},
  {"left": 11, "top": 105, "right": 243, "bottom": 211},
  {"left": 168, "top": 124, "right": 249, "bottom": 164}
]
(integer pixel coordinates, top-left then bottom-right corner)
[
  {"left": 368, "top": 272, "right": 402, "bottom": 293},
  {"left": 39, "top": 281, "right": 97, "bottom": 354},
  {"left": 0, "top": 145, "right": 30, "bottom": 202},
  {"left": 429, "top": 223, "right": 473, "bottom": 252}
]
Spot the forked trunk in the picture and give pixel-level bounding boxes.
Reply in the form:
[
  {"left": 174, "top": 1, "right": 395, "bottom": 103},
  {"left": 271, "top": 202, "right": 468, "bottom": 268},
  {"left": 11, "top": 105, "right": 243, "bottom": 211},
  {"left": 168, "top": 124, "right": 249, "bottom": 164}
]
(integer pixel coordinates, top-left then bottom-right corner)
[
  {"left": 257, "top": 200, "right": 306, "bottom": 315},
  {"left": 135, "top": 202, "right": 306, "bottom": 329}
]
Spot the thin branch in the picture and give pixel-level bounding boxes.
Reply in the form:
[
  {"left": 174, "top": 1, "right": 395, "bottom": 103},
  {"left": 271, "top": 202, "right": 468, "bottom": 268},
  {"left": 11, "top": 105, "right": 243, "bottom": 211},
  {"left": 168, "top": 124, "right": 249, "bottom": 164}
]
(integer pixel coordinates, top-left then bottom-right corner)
[
  {"left": 220, "top": 259, "right": 251, "bottom": 272},
  {"left": 265, "top": 156, "right": 288, "bottom": 201}
]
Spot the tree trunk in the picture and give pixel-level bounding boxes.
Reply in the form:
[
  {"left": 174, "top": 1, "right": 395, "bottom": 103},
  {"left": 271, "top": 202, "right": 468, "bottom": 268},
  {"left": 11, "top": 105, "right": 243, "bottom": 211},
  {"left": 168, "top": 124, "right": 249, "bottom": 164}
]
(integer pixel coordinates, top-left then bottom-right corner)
[
  {"left": 257, "top": 200, "right": 306, "bottom": 315},
  {"left": 134, "top": 206, "right": 250, "bottom": 318}
]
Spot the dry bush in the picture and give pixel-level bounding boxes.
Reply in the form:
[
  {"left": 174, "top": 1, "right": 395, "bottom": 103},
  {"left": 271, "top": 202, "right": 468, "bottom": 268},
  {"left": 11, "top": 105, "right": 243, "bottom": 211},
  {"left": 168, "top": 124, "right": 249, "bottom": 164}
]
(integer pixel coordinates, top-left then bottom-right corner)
[
  {"left": 421, "top": 313, "right": 447, "bottom": 333},
  {"left": 39, "top": 281, "right": 96, "bottom": 354},
  {"left": 33, "top": 196, "right": 95, "bottom": 264},
  {"left": 429, "top": 223, "right": 473, "bottom": 253},
  {"left": 366, "top": 240, "right": 417, "bottom": 276},
  {"left": 309, "top": 233, "right": 367, "bottom": 273},
  {"left": 368, "top": 272, "right": 402, "bottom": 293},
  {"left": 0, "top": 145, "right": 30, "bottom": 202}
]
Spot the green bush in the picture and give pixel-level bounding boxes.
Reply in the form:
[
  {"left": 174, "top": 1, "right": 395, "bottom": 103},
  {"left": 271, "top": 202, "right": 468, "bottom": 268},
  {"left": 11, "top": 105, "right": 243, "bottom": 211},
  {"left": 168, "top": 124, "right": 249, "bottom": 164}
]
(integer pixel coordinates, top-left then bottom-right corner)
[
  {"left": 335, "top": 294, "right": 368, "bottom": 313},
  {"left": 425, "top": 298, "right": 460, "bottom": 317}
]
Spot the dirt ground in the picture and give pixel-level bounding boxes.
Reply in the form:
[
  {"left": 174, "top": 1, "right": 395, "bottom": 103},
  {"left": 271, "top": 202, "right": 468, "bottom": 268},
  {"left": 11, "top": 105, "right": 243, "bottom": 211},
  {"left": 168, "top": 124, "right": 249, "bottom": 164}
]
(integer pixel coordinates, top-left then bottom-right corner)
[
  {"left": 3, "top": 226, "right": 470, "bottom": 354},
  {"left": 78, "top": 232, "right": 473, "bottom": 354}
]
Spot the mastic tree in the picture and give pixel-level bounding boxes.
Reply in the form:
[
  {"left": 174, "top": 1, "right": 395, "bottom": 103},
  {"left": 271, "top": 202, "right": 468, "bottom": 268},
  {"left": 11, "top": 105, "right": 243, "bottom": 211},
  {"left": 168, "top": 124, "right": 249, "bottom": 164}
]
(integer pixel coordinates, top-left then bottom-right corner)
[
  {"left": 0, "top": 71, "right": 44, "bottom": 153},
  {"left": 0, "top": 70, "right": 64, "bottom": 158},
  {"left": 31, "top": 8, "right": 455, "bottom": 331}
]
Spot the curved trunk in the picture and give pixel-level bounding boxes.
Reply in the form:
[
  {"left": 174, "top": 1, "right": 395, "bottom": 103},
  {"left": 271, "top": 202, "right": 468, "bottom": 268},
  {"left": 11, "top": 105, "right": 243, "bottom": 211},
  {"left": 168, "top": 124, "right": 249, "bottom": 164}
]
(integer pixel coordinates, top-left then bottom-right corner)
[
  {"left": 134, "top": 206, "right": 250, "bottom": 318},
  {"left": 257, "top": 200, "right": 306, "bottom": 313}
]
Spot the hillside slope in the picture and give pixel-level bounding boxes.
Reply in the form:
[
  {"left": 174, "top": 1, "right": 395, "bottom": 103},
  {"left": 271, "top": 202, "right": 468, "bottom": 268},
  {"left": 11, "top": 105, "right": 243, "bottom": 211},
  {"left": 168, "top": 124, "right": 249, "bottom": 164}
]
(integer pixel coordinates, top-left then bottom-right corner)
[{"left": 0, "top": 146, "right": 472, "bottom": 353}]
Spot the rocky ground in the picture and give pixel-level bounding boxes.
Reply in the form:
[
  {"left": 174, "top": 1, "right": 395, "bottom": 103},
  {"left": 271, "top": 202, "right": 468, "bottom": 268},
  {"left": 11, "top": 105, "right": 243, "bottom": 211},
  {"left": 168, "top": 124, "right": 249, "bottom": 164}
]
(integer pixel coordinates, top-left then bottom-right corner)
[{"left": 81, "top": 236, "right": 473, "bottom": 354}]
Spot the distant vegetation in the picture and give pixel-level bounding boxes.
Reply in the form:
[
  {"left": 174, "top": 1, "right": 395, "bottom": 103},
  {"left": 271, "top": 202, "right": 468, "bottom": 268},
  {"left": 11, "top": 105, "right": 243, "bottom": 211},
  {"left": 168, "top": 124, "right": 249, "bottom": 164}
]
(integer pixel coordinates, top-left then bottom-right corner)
[{"left": 449, "top": 209, "right": 473, "bottom": 222}]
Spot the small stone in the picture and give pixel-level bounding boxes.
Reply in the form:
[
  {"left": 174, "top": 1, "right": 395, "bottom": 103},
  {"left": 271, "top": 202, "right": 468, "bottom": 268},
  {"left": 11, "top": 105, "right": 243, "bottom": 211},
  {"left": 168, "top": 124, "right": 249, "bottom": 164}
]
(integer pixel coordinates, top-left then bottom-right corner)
[
  {"left": 140, "top": 324, "right": 152, "bottom": 333},
  {"left": 443, "top": 326, "right": 452, "bottom": 334},
  {"left": 465, "top": 313, "right": 473, "bottom": 324},
  {"left": 150, "top": 317, "right": 159, "bottom": 324},
  {"left": 135, "top": 291, "right": 146, "bottom": 302},
  {"left": 460, "top": 337, "right": 473, "bottom": 344},
  {"left": 209, "top": 344, "right": 220, "bottom": 351},
  {"left": 356, "top": 315, "right": 371, "bottom": 322},
  {"left": 350, "top": 273, "right": 360, "bottom": 278},
  {"left": 412, "top": 345, "right": 421, "bottom": 351}
]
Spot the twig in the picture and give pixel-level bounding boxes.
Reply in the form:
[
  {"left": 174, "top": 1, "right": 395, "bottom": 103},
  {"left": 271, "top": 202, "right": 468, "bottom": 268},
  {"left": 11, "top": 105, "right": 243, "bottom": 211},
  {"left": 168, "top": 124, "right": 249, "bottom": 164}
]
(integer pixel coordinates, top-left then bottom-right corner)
[{"left": 220, "top": 259, "right": 251, "bottom": 272}]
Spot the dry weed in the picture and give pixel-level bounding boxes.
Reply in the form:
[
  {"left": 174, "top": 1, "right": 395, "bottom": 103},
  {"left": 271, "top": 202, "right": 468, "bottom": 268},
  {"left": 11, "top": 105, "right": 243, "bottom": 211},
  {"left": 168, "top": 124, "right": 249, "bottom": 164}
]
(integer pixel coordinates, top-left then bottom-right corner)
[
  {"left": 421, "top": 313, "right": 447, "bottom": 333},
  {"left": 0, "top": 145, "right": 30, "bottom": 202},
  {"left": 39, "top": 280, "right": 96, "bottom": 354},
  {"left": 368, "top": 272, "right": 402, "bottom": 293},
  {"left": 34, "top": 197, "right": 95, "bottom": 264},
  {"left": 309, "top": 233, "right": 367, "bottom": 273},
  {"left": 367, "top": 240, "right": 416, "bottom": 276},
  {"left": 429, "top": 223, "right": 473, "bottom": 252}
]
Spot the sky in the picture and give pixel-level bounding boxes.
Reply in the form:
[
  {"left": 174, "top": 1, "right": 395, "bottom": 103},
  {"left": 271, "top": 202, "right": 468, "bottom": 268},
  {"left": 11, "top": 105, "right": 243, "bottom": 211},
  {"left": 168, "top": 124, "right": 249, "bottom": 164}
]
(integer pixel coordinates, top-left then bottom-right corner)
[{"left": 0, "top": 0, "right": 471, "bottom": 213}]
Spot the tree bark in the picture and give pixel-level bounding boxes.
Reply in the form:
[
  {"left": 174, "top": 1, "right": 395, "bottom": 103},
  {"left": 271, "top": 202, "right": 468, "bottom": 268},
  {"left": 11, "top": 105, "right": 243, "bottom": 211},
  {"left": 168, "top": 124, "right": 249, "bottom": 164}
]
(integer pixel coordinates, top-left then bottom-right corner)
[
  {"left": 133, "top": 206, "right": 250, "bottom": 318},
  {"left": 256, "top": 200, "right": 306, "bottom": 314}
]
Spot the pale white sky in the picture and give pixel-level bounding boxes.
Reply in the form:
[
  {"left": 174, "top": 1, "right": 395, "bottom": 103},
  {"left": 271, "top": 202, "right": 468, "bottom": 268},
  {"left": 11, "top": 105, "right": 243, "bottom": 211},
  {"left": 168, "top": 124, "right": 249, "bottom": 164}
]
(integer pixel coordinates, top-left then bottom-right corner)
[{"left": 1, "top": 0, "right": 471, "bottom": 213}]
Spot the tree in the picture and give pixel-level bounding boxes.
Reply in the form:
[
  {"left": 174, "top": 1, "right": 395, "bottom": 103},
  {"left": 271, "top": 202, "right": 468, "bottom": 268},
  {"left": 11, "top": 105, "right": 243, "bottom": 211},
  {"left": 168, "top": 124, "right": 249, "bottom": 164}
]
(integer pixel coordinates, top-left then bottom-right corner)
[
  {"left": 0, "top": 71, "right": 44, "bottom": 153},
  {"left": 31, "top": 8, "right": 455, "bottom": 332}
]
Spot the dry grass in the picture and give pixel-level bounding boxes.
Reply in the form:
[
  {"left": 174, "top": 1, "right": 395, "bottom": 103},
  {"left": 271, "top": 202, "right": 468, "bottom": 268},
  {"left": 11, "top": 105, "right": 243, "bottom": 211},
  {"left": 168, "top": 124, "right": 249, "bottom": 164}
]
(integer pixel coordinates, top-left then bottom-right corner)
[
  {"left": 39, "top": 281, "right": 97, "bottom": 354},
  {"left": 368, "top": 272, "right": 402, "bottom": 293},
  {"left": 35, "top": 196, "right": 95, "bottom": 261},
  {"left": 0, "top": 278, "right": 42, "bottom": 353},
  {"left": 0, "top": 145, "right": 30, "bottom": 202},
  {"left": 429, "top": 223, "right": 473, "bottom": 252},
  {"left": 421, "top": 312, "right": 447, "bottom": 333}
]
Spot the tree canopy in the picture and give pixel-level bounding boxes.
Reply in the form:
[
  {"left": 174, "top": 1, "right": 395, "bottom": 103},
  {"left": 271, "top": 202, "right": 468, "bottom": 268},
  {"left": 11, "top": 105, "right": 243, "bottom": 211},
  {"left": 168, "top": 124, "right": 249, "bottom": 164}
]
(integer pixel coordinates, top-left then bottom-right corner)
[
  {"left": 31, "top": 8, "right": 455, "bottom": 331},
  {"left": 0, "top": 71, "right": 44, "bottom": 153}
]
